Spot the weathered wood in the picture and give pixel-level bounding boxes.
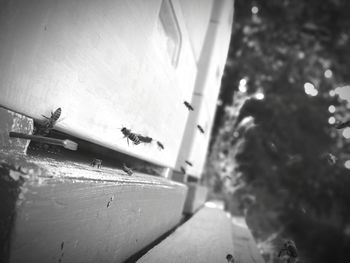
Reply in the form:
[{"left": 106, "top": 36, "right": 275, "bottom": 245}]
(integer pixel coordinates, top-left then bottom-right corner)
[
  {"left": 183, "top": 183, "right": 208, "bottom": 214},
  {"left": 0, "top": 153, "right": 187, "bottom": 263},
  {"left": 137, "top": 205, "right": 234, "bottom": 263},
  {"left": 0, "top": 106, "right": 33, "bottom": 154},
  {"left": 0, "top": 0, "right": 197, "bottom": 168},
  {"left": 231, "top": 216, "right": 265, "bottom": 263}
]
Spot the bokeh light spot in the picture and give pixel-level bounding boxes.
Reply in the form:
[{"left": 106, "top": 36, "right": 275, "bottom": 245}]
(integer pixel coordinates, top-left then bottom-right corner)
[
  {"left": 251, "top": 6, "right": 259, "bottom": 14},
  {"left": 328, "top": 105, "right": 336, "bottom": 113},
  {"left": 324, "top": 69, "right": 333, "bottom": 78},
  {"left": 239, "top": 78, "right": 248, "bottom": 92},
  {"left": 342, "top": 127, "right": 350, "bottom": 139},
  {"left": 256, "top": 92, "right": 265, "bottom": 100},
  {"left": 304, "top": 82, "right": 318, "bottom": 96},
  {"left": 328, "top": 117, "right": 336, "bottom": 124},
  {"left": 345, "top": 160, "right": 350, "bottom": 169}
]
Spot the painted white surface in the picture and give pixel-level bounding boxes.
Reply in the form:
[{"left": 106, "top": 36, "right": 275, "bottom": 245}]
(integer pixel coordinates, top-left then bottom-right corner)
[
  {"left": 178, "top": 0, "right": 214, "bottom": 62},
  {"left": 0, "top": 0, "right": 198, "bottom": 167},
  {"left": 175, "top": 0, "right": 234, "bottom": 178}
]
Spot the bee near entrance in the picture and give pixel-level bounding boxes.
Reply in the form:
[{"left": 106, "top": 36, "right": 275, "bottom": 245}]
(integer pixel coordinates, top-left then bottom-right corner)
[{"left": 120, "top": 127, "right": 141, "bottom": 146}]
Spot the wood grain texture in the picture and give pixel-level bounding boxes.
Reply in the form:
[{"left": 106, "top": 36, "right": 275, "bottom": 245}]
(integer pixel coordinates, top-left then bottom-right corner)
[
  {"left": 0, "top": 154, "right": 187, "bottom": 263},
  {"left": 137, "top": 205, "right": 234, "bottom": 263},
  {"left": 0, "top": 0, "right": 197, "bottom": 168},
  {"left": 0, "top": 106, "right": 33, "bottom": 154}
]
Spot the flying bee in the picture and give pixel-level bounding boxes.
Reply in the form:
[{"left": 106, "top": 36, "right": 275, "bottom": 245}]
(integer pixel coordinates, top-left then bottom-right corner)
[
  {"left": 35, "top": 108, "right": 62, "bottom": 136},
  {"left": 197, "top": 124, "right": 205, "bottom": 134},
  {"left": 226, "top": 254, "right": 235, "bottom": 263},
  {"left": 334, "top": 120, "right": 350, "bottom": 129},
  {"left": 90, "top": 158, "right": 102, "bottom": 169},
  {"left": 324, "top": 152, "right": 337, "bottom": 165},
  {"left": 180, "top": 166, "right": 186, "bottom": 174},
  {"left": 184, "top": 101, "right": 194, "bottom": 111},
  {"left": 185, "top": 160, "right": 193, "bottom": 166},
  {"left": 122, "top": 163, "right": 133, "bottom": 176},
  {"left": 120, "top": 127, "right": 141, "bottom": 146},
  {"left": 267, "top": 141, "right": 278, "bottom": 154},
  {"left": 278, "top": 239, "right": 298, "bottom": 263},
  {"left": 157, "top": 141, "right": 164, "bottom": 150}
]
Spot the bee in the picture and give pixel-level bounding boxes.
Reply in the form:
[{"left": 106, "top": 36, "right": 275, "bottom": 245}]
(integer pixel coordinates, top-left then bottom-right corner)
[
  {"left": 157, "top": 141, "right": 164, "bottom": 150},
  {"left": 138, "top": 135, "right": 153, "bottom": 143},
  {"left": 286, "top": 154, "right": 302, "bottom": 166},
  {"left": 35, "top": 108, "right": 62, "bottom": 136},
  {"left": 184, "top": 101, "right": 194, "bottom": 111},
  {"left": 278, "top": 239, "right": 298, "bottom": 263},
  {"left": 90, "top": 158, "right": 102, "bottom": 169},
  {"left": 226, "top": 254, "right": 235, "bottom": 263},
  {"left": 180, "top": 166, "right": 186, "bottom": 174},
  {"left": 122, "top": 163, "right": 133, "bottom": 176},
  {"left": 121, "top": 127, "right": 140, "bottom": 145},
  {"left": 324, "top": 152, "right": 337, "bottom": 165},
  {"left": 42, "top": 107, "right": 62, "bottom": 124},
  {"left": 334, "top": 120, "right": 350, "bottom": 129},
  {"left": 267, "top": 141, "right": 278, "bottom": 154},
  {"left": 185, "top": 160, "right": 193, "bottom": 166},
  {"left": 197, "top": 124, "right": 205, "bottom": 134},
  {"left": 107, "top": 196, "right": 114, "bottom": 208}
]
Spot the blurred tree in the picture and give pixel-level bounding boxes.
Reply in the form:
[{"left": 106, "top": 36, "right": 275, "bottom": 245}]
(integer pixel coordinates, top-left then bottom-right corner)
[{"left": 206, "top": 0, "right": 350, "bottom": 262}]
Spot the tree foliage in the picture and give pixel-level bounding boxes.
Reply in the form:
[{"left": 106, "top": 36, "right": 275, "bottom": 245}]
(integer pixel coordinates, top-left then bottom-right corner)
[{"left": 206, "top": 0, "right": 350, "bottom": 262}]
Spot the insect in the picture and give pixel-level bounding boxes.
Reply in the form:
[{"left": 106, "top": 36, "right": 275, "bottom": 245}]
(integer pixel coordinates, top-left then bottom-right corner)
[
  {"left": 185, "top": 160, "right": 193, "bottom": 166},
  {"left": 197, "top": 124, "right": 205, "bottom": 134},
  {"left": 226, "top": 254, "right": 235, "bottom": 263},
  {"left": 278, "top": 239, "right": 298, "bottom": 263},
  {"left": 122, "top": 163, "right": 133, "bottom": 176},
  {"left": 121, "top": 127, "right": 140, "bottom": 145},
  {"left": 184, "top": 101, "right": 194, "bottom": 111},
  {"left": 90, "top": 158, "right": 102, "bottom": 169},
  {"left": 107, "top": 196, "right": 114, "bottom": 208},
  {"left": 324, "top": 152, "right": 337, "bottom": 165},
  {"left": 180, "top": 166, "right": 186, "bottom": 174},
  {"left": 286, "top": 154, "right": 302, "bottom": 166},
  {"left": 138, "top": 135, "right": 153, "bottom": 143},
  {"left": 334, "top": 120, "right": 350, "bottom": 129},
  {"left": 157, "top": 141, "right": 164, "bottom": 150},
  {"left": 267, "top": 141, "right": 278, "bottom": 153},
  {"left": 35, "top": 108, "right": 62, "bottom": 136}
]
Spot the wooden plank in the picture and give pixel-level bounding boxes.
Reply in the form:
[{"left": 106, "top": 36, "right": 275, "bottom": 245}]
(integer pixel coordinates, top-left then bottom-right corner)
[
  {"left": 231, "top": 216, "right": 265, "bottom": 263},
  {"left": 183, "top": 183, "right": 208, "bottom": 214},
  {"left": 0, "top": 153, "right": 187, "bottom": 263},
  {"left": 0, "top": 106, "right": 33, "bottom": 154},
  {"left": 0, "top": 0, "right": 197, "bottom": 168},
  {"left": 137, "top": 205, "right": 234, "bottom": 263}
]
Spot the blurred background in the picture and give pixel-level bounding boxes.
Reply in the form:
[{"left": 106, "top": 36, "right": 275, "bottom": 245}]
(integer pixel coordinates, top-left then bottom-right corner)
[{"left": 203, "top": 0, "right": 350, "bottom": 262}]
